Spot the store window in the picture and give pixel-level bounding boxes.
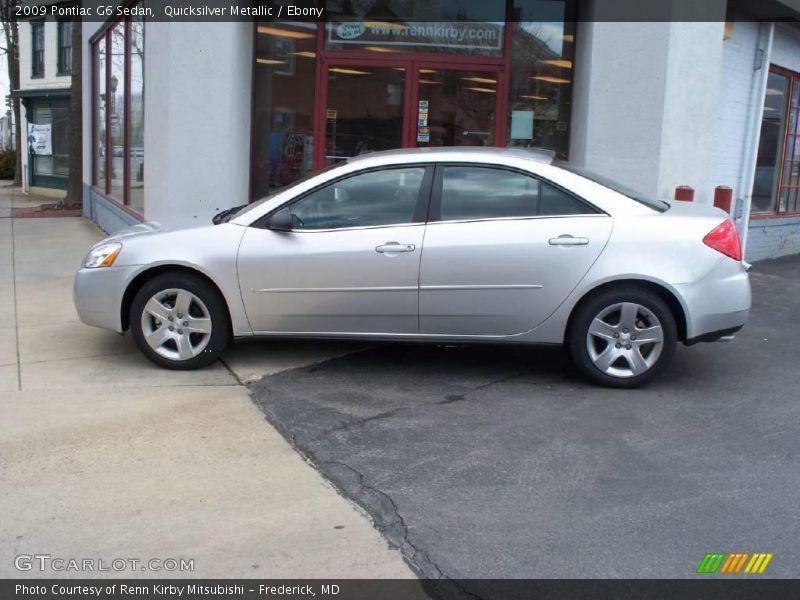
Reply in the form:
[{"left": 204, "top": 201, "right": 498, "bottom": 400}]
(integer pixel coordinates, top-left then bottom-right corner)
[
  {"left": 251, "top": 21, "right": 317, "bottom": 199},
  {"left": 94, "top": 36, "right": 106, "bottom": 190},
  {"left": 507, "top": 0, "right": 576, "bottom": 158},
  {"left": 57, "top": 20, "right": 72, "bottom": 75},
  {"left": 753, "top": 68, "right": 800, "bottom": 215},
  {"left": 31, "top": 20, "right": 45, "bottom": 78},
  {"left": 129, "top": 17, "right": 145, "bottom": 214},
  {"left": 108, "top": 22, "right": 126, "bottom": 201},
  {"left": 91, "top": 7, "right": 145, "bottom": 214}
]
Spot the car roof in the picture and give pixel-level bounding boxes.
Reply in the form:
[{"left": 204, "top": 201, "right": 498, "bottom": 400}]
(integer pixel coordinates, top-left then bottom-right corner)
[{"left": 346, "top": 146, "right": 556, "bottom": 166}]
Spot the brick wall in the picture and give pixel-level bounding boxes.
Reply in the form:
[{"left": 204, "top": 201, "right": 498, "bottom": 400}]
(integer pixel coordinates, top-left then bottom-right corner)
[{"left": 746, "top": 217, "right": 800, "bottom": 261}]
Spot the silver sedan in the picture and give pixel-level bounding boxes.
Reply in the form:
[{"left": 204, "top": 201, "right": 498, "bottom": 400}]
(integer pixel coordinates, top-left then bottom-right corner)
[{"left": 74, "top": 148, "right": 751, "bottom": 387}]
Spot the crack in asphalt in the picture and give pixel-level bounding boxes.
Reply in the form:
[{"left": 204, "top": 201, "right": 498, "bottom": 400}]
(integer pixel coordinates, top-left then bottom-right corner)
[
  {"left": 247, "top": 364, "right": 565, "bottom": 599},
  {"left": 310, "top": 369, "right": 540, "bottom": 443},
  {"left": 245, "top": 361, "right": 568, "bottom": 600},
  {"left": 254, "top": 399, "right": 444, "bottom": 578}
]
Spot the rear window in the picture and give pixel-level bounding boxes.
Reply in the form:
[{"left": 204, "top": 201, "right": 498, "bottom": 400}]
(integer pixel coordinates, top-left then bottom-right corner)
[{"left": 554, "top": 161, "right": 669, "bottom": 212}]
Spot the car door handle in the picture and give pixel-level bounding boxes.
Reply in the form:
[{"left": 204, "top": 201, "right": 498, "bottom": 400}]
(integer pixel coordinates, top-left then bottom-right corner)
[
  {"left": 375, "top": 242, "right": 416, "bottom": 254},
  {"left": 549, "top": 235, "right": 589, "bottom": 246}
]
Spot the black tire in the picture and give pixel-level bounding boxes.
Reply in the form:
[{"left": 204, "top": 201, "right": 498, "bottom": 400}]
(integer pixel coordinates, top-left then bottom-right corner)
[
  {"left": 130, "top": 272, "right": 230, "bottom": 370},
  {"left": 568, "top": 287, "right": 677, "bottom": 388}
]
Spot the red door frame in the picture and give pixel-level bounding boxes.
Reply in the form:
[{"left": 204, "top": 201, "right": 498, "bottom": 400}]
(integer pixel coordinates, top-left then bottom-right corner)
[{"left": 311, "top": 21, "right": 511, "bottom": 171}]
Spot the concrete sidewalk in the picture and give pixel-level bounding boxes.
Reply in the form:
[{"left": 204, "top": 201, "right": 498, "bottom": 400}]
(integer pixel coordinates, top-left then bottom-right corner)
[{"left": 0, "top": 187, "right": 415, "bottom": 579}]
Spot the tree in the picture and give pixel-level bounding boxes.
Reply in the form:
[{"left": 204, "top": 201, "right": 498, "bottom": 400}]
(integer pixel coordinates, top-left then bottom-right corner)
[
  {"left": 61, "top": 18, "right": 81, "bottom": 208},
  {"left": 0, "top": 0, "right": 22, "bottom": 185}
]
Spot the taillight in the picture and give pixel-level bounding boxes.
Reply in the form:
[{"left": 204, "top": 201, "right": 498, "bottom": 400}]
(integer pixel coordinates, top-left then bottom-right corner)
[{"left": 703, "top": 219, "right": 742, "bottom": 261}]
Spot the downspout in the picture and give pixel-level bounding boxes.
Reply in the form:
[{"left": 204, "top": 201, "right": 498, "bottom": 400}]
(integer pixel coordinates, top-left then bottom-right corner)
[{"left": 739, "top": 22, "right": 774, "bottom": 254}]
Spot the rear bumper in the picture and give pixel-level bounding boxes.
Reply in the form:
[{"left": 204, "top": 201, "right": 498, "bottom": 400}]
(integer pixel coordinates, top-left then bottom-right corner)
[
  {"left": 684, "top": 324, "right": 744, "bottom": 345},
  {"left": 674, "top": 259, "right": 751, "bottom": 342}
]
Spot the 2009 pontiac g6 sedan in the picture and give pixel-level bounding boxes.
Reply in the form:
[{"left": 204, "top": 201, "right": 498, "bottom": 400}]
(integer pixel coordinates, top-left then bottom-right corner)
[{"left": 74, "top": 148, "right": 751, "bottom": 387}]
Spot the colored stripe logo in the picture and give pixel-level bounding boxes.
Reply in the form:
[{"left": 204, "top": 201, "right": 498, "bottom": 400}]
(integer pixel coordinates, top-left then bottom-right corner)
[{"left": 696, "top": 552, "right": 773, "bottom": 574}]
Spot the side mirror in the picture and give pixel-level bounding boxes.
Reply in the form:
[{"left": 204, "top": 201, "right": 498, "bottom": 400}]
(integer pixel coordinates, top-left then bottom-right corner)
[{"left": 265, "top": 208, "right": 293, "bottom": 231}]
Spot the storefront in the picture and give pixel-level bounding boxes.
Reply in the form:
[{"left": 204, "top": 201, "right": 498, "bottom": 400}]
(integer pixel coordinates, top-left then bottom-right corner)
[
  {"left": 251, "top": 1, "right": 577, "bottom": 198},
  {"left": 20, "top": 90, "right": 71, "bottom": 190}
]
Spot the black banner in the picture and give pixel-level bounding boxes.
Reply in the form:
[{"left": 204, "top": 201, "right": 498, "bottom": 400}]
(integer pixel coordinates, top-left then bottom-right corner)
[
  {"left": 10, "top": 0, "right": 800, "bottom": 23},
  {"left": 4, "top": 579, "right": 800, "bottom": 600}
]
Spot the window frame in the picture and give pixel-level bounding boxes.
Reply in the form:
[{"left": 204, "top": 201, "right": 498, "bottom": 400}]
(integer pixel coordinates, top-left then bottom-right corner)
[
  {"left": 427, "top": 163, "right": 602, "bottom": 224},
  {"left": 90, "top": 9, "right": 143, "bottom": 218},
  {"left": 56, "top": 20, "right": 72, "bottom": 76},
  {"left": 255, "top": 164, "right": 436, "bottom": 232},
  {"left": 30, "top": 19, "right": 45, "bottom": 79},
  {"left": 752, "top": 65, "right": 800, "bottom": 219}
]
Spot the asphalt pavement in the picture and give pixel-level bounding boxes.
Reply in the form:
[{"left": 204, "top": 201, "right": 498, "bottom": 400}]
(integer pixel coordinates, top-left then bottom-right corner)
[{"left": 249, "top": 254, "right": 800, "bottom": 585}]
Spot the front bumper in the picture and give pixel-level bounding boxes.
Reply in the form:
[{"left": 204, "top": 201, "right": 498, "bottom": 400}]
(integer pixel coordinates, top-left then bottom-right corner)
[{"left": 73, "top": 265, "right": 139, "bottom": 333}]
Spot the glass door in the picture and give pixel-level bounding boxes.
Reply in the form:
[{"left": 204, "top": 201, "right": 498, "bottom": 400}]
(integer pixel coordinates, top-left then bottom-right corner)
[
  {"left": 316, "top": 60, "right": 505, "bottom": 168},
  {"left": 323, "top": 63, "right": 407, "bottom": 166},
  {"left": 412, "top": 67, "right": 500, "bottom": 148}
]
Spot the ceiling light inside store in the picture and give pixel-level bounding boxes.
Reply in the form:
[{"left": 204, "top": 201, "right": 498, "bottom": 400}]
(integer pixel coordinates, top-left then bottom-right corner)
[
  {"left": 521, "top": 95, "right": 548, "bottom": 100},
  {"left": 330, "top": 67, "right": 372, "bottom": 75},
  {"left": 462, "top": 76, "right": 496, "bottom": 84},
  {"left": 257, "top": 25, "right": 315, "bottom": 39},
  {"left": 419, "top": 79, "right": 443, "bottom": 84},
  {"left": 294, "top": 51, "right": 317, "bottom": 58},
  {"left": 464, "top": 86, "right": 496, "bottom": 93},
  {"left": 563, "top": 34, "right": 574, "bottom": 42},
  {"left": 765, "top": 88, "right": 784, "bottom": 95},
  {"left": 256, "top": 57, "right": 286, "bottom": 65},
  {"left": 531, "top": 75, "right": 570, "bottom": 84},
  {"left": 364, "top": 46, "right": 397, "bottom": 52},
  {"left": 540, "top": 59, "right": 572, "bottom": 69}
]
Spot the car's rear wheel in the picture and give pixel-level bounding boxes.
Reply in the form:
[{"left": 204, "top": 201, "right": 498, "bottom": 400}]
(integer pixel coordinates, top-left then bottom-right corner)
[
  {"left": 568, "top": 287, "right": 677, "bottom": 388},
  {"left": 130, "top": 273, "right": 230, "bottom": 369}
]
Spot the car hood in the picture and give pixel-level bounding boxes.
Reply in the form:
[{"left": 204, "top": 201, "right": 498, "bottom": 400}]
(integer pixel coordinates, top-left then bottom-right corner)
[{"left": 100, "top": 221, "right": 167, "bottom": 244}]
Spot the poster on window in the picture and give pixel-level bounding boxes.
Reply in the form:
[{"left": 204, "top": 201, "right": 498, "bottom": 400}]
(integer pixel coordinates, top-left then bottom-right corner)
[{"left": 27, "top": 123, "right": 52, "bottom": 155}]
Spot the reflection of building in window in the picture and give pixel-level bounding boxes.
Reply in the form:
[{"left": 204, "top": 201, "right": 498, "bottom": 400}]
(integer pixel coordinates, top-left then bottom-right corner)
[
  {"left": 91, "top": 7, "right": 146, "bottom": 215},
  {"left": 753, "top": 68, "right": 800, "bottom": 215}
]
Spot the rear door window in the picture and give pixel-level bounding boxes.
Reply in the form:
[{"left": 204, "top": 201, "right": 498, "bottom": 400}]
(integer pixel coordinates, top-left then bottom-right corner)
[{"left": 435, "top": 165, "right": 598, "bottom": 221}]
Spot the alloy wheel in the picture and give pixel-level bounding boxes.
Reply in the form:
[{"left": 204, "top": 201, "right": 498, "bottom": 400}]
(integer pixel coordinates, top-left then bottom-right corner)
[
  {"left": 585, "top": 302, "right": 664, "bottom": 378},
  {"left": 140, "top": 288, "right": 213, "bottom": 361}
]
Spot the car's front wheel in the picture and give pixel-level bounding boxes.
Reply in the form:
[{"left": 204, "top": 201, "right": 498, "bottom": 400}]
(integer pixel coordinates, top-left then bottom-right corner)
[
  {"left": 568, "top": 287, "right": 677, "bottom": 388},
  {"left": 130, "top": 273, "right": 230, "bottom": 369}
]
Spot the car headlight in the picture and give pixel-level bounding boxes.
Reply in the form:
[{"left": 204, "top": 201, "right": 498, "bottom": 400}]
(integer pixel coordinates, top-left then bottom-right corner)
[{"left": 84, "top": 242, "right": 122, "bottom": 268}]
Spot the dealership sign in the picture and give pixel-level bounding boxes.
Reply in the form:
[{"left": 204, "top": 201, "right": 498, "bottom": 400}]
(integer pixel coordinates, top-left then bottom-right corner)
[{"left": 329, "top": 21, "right": 503, "bottom": 51}]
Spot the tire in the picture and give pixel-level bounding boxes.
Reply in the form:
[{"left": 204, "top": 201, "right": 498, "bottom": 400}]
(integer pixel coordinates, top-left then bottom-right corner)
[
  {"left": 568, "top": 287, "right": 677, "bottom": 388},
  {"left": 130, "top": 272, "right": 230, "bottom": 370}
]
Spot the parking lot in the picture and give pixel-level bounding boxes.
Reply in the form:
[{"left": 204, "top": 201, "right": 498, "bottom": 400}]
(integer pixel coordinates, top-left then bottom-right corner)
[{"left": 250, "top": 254, "right": 800, "bottom": 582}]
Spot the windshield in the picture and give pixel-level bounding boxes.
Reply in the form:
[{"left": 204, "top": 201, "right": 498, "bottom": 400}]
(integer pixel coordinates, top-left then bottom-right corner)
[
  {"left": 232, "top": 161, "right": 350, "bottom": 220},
  {"left": 554, "top": 161, "right": 669, "bottom": 212}
]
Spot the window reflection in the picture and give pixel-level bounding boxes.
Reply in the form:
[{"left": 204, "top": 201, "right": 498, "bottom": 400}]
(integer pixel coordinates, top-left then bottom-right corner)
[
  {"left": 95, "top": 38, "right": 105, "bottom": 189},
  {"left": 507, "top": 0, "right": 576, "bottom": 158},
  {"left": 108, "top": 22, "right": 125, "bottom": 201},
  {"left": 325, "top": 66, "right": 405, "bottom": 165},
  {"left": 129, "top": 17, "right": 145, "bottom": 214},
  {"left": 252, "top": 21, "right": 317, "bottom": 197},
  {"left": 753, "top": 72, "right": 788, "bottom": 213}
]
